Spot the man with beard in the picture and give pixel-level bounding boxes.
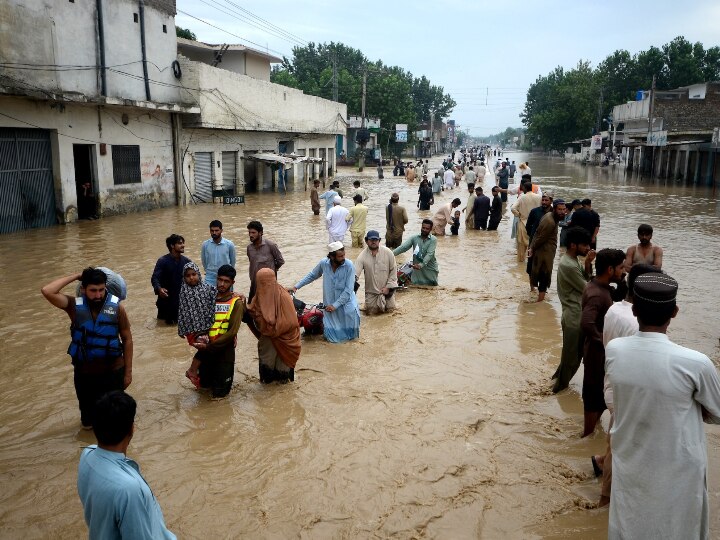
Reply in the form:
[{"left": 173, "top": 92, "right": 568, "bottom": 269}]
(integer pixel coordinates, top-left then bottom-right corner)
[
  {"left": 355, "top": 230, "right": 398, "bottom": 314},
  {"left": 525, "top": 193, "right": 553, "bottom": 293},
  {"left": 292, "top": 242, "right": 360, "bottom": 343},
  {"left": 201, "top": 220, "right": 236, "bottom": 286},
  {"left": 191, "top": 264, "right": 245, "bottom": 398},
  {"left": 41, "top": 267, "right": 133, "bottom": 428},
  {"left": 625, "top": 223, "right": 663, "bottom": 270},
  {"left": 528, "top": 200, "right": 566, "bottom": 302},
  {"left": 151, "top": 234, "right": 191, "bottom": 324},
  {"left": 580, "top": 248, "right": 626, "bottom": 437},
  {"left": 385, "top": 193, "right": 409, "bottom": 249},
  {"left": 552, "top": 227, "right": 595, "bottom": 393},
  {"left": 393, "top": 219, "right": 439, "bottom": 286}
]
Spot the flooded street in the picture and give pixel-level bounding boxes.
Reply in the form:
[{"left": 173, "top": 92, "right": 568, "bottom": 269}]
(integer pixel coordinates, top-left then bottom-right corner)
[{"left": 1, "top": 153, "right": 719, "bottom": 539}]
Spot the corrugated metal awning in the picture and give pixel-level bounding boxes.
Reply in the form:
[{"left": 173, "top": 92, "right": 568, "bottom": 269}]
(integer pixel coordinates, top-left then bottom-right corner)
[{"left": 245, "top": 153, "right": 324, "bottom": 164}]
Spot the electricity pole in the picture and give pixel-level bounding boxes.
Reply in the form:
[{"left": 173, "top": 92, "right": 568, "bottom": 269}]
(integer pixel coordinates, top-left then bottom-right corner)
[
  {"left": 332, "top": 52, "right": 338, "bottom": 102},
  {"left": 429, "top": 109, "right": 435, "bottom": 156},
  {"left": 647, "top": 74, "right": 656, "bottom": 177},
  {"left": 358, "top": 70, "right": 367, "bottom": 172}
]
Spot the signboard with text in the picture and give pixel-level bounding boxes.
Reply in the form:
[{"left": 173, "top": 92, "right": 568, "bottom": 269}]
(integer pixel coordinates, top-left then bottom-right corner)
[
  {"left": 647, "top": 130, "right": 668, "bottom": 147},
  {"left": 590, "top": 135, "right": 603, "bottom": 150},
  {"left": 395, "top": 124, "right": 408, "bottom": 142}
]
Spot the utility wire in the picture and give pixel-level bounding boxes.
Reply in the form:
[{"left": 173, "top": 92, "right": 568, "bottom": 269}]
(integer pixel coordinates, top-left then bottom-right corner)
[
  {"left": 177, "top": 9, "right": 287, "bottom": 57},
  {"left": 194, "top": 0, "right": 306, "bottom": 48},
  {"left": 218, "top": 0, "right": 308, "bottom": 46}
]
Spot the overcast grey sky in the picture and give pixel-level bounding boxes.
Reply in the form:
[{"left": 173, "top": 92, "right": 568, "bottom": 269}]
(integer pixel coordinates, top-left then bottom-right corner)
[{"left": 176, "top": 0, "right": 720, "bottom": 136}]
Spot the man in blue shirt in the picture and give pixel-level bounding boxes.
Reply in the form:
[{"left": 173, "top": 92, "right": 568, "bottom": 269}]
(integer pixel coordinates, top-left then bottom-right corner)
[
  {"left": 77, "top": 391, "right": 175, "bottom": 539},
  {"left": 291, "top": 242, "right": 360, "bottom": 343},
  {"left": 201, "top": 219, "right": 236, "bottom": 286}
]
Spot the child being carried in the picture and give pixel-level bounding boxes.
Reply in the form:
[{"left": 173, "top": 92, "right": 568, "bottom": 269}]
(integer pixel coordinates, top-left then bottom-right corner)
[{"left": 178, "top": 262, "right": 216, "bottom": 389}]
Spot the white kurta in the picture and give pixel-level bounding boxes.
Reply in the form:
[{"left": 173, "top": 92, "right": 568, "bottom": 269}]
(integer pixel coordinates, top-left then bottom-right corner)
[
  {"left": 603, "top": 300, "right": 639, "bottom": 411},
  {"left": 606, "top": 332, "right": 720, "bottom": 540},
  {"left": 443, "top": 169, "right": 455, "bottom": 188},
  {"left": 326, "top": 206, "right": 350, "bottom": 242}
]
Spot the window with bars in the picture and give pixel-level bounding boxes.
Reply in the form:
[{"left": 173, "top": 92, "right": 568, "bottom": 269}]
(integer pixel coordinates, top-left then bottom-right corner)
[{"left": 112, "top": 145, "right": 141, "bottom": 185}]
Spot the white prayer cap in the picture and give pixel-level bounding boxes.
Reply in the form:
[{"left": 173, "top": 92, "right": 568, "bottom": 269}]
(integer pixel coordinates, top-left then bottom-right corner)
[
  {"left": 333, "top": 196, "right": 342, "bottom": 204},
  {"left": 328, "top": 241, "right": 344, "bottom": 252}
]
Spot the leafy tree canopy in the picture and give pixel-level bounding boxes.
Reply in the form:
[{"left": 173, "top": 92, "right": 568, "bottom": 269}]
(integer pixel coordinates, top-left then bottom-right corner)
[
  {"left": 271, "top": 42, "right": 456, "bottom": 148},
  {"left": 176, "top": 26, "right": 197, "bottom": 41},
  {"left": 522, "top": 36, "right": 720, "bottom": 150}
]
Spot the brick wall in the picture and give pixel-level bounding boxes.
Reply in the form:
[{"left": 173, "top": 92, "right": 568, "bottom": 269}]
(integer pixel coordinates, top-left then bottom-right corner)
[{"left": 656, "top": 82, "right": 720, "bottom": 134}]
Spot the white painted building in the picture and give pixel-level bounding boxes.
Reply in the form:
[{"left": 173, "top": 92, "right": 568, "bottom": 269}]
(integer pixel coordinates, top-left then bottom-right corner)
[
  {"left": 175, "top": 40, "right": 347, "bottom": 196},
  {"left": 0, "top": 0, "right": 197, "bottom": 233}
]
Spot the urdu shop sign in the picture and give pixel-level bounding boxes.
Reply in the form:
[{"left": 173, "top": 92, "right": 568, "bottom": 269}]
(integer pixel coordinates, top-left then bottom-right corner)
[
  {"left": 647, "top": 130, "right": 668, "bottom": 147},
  {"left": 395, "top": 124, "right": 408, "bottom": 142}
]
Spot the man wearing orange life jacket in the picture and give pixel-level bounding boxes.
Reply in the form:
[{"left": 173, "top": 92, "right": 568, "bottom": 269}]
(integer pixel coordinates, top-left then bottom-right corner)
[{"left": 191, "top": 264, "right": 245, "bottom": 398}]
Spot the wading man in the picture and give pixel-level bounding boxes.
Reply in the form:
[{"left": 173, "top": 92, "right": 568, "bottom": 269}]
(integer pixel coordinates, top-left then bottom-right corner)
[
  {"left": 292, "top": 242, "right": 361, "bottom": 343},
  {"left": 346, "top": 194, "right": 369, "bottom": 247},
  {"left": 393, "top": 219, "right": 439, "bottom": 286},
  {"left": 580, "top": 248, "right": 626, "bottom": 437},
  {"left": 552, "top": 227, "right": 594, "bottom": 393},
  {"left": 527, "top": 199, "right": 565, "bottom": 302},
  {"left": 326, "top": 196, "right": 350, "bottom": 243},
  {"left": 246, "top": 220, "right": 284, "bottom": 302},
  {"left": 201, "top": 220, "right": 236, "bottom": 286},
  {"left": 151, "top": 234, "right": 190, "bottom": 324},
  {"left": 355, "top": 230, "right": 398, "bottom": 314},
  {"left": 625, "top": 223, "right": 663, "bottom": 269},
  {"left": 385, "top": 193, "right": 408, "bottom": 249},
  {"left": 432, "top": 197, "right": 462, "bottom": 236},
  {"left": 472, "top": 187, "right": 491, "bottom": 230},
  {"left": 191, "top": 265, "right": 245, "bottom": 398},
  {"left": 310, "top": 179, "right": 321, "bottom": 215},
  {"left": 510, "top": 182, "right": 541, "bottom": 263},
  {"left": 41, "top": 268, "right": 133, "bottom": 429},
  {"left": 606, "top": 273, "right": 720, "bottom": 540},
  {"left": 77, "top": 391, "right": 175, "bottom": 539}
]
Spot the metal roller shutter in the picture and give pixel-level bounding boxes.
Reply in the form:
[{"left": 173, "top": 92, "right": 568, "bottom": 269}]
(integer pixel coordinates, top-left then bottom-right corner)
[
  {"left": 0, "top": 128, "right": 56, "bottom": 234},
  {"left": 221, "top": 151, "right": 236, "bottom": 193},
  {"left": 194, "top": 152, "right": 212, "bottom": 202}
]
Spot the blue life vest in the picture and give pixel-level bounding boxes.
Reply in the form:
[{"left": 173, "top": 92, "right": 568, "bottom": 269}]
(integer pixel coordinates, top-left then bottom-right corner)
[{"left": 68, "top": 294, "right": 123, "bottom": 363}]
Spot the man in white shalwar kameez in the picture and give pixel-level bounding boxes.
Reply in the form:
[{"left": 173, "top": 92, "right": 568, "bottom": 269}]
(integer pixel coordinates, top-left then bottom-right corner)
[
  {"left": 606, "top": 273, "right": 720, "bottom": 540},
  {"left": 326, "top": 196, "right": 349, "bottom": 243}
]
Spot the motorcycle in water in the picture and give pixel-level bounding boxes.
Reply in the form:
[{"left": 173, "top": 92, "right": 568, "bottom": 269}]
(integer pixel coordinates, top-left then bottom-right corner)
[
  {"left": 396, "top": 262, "right": 414, "bottom": 288},
  {"left": 292, "top": 295, "right": 325, "bottom": 335}
]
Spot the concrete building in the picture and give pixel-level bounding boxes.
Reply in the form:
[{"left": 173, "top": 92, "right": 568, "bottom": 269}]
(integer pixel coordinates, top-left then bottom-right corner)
[
  {"left": 176, "top": 40, "right": 347, "bottom": 196},
  {"left": 613, "top": 81, "right": 720, "bottom": 185},
  {"left": 0, "top": 0, "right": 198, "bottom": 233},
  {"left": 344, "top": 116, "right": 380, "bottom": 161}
]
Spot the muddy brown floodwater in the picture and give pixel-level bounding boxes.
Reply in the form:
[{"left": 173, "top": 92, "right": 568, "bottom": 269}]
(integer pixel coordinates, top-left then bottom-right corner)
[{"left": 1, "top": 153, "right": 719, "bottom": 539}]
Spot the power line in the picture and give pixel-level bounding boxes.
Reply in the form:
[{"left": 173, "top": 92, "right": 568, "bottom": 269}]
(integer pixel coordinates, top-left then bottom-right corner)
[
  {"left": 216, "top": 0, "right": 308, "bottom": 46},
  {"left": 176, "top": 9, "right": 287, "bottom": 58},
  {"left": 194, "top": 0, "right": 306, "bottom": 48}
]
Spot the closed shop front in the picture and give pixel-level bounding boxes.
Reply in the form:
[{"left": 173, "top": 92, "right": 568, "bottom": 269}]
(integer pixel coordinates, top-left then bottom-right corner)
[
  {"left": 0, "top": 128, "right": 56, "bottom": 234},
  {"left": 194, "top": 152, "right": 213, "bottom": 202}
]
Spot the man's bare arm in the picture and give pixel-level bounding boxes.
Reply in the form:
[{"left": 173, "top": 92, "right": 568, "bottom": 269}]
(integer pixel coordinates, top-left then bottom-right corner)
[
  {"left": 624, "top": 246, "right": 635, "bottom": 270},
  {"left": 41, "top": 273, "right": 82, "bottom": 310},
  {"left": 654, "top": 247, "right": 663, "bottom": 269}
]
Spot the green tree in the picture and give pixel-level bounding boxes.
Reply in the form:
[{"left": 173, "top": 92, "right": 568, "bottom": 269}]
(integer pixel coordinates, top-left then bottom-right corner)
[
  {"left": 270, "top": 41, "right": 455, "bottom": 151},
  {"left": 176, "top": 26, "right": 196, "bottom": 41}
]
